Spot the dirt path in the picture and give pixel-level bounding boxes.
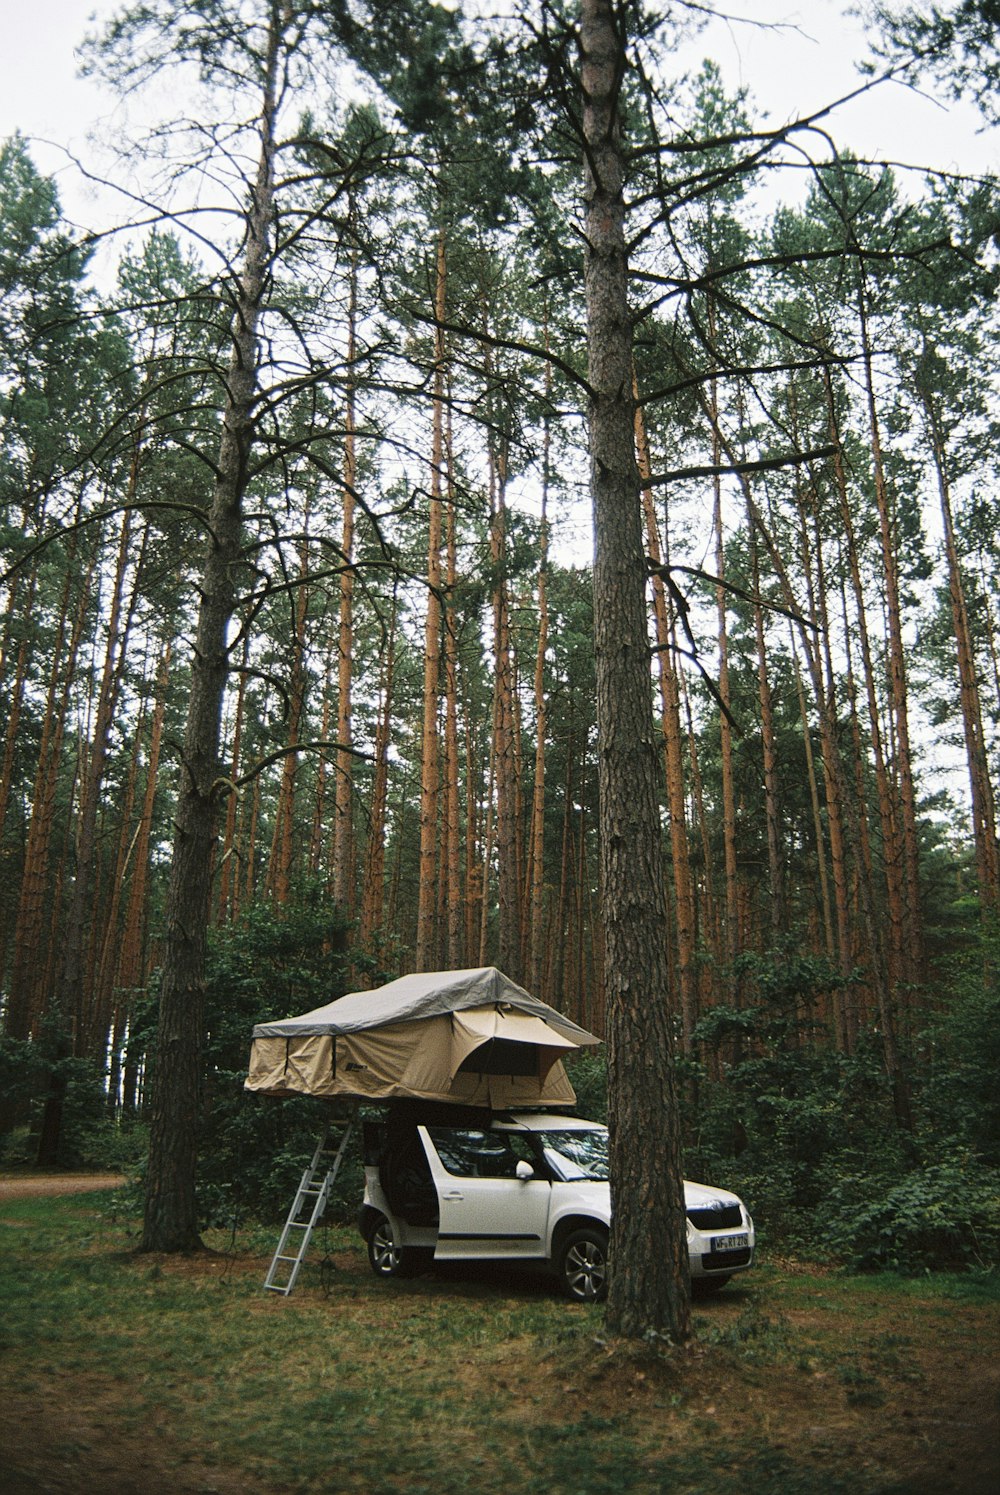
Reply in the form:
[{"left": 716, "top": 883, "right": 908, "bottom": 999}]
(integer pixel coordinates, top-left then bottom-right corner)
[{"left": 0, "top": 1172, "right": 126, "bottom": 1199}]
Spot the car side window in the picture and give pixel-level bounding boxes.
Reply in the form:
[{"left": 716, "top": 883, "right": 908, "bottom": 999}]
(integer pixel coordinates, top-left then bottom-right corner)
[{"left": 427, "top": 1128, "right": 525, "bottom": 1179}]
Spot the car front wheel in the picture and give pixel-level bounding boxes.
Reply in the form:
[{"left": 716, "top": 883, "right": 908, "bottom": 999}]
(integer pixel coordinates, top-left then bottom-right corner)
[{"left": 558, "top": 1226, "right": 609, "bottom": 1302}]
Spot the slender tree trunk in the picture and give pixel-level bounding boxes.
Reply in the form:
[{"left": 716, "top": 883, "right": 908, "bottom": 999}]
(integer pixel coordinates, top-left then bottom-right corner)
[
  {"left": 527, "top": 456, "right": 550, "bottom": 997},
  {"left": 581, "top": 0, "right": 689, "bottom": 1341},
  {"left": 6, "top": 532, "right": 94, "bottom": 1045},
  {"left": 750, "top": 531, "right": 785, "bottom": 943},
  {"left": 443, "top": 393, "right": 464, "bottom": 968},
  {"left": 489, "top": 442, "right": 522, "bottom": 980},
  {"left": 791, "top": 645, "right": 835, "bottom": 961},
  {"left": 636, "top": 392, "right": 697, "bottom": 1052},
  {"left": 218, "top": 632, "right": 249, "bottom": 922},
  {"left": 820, "top": 365, "right": 911, "bottom": 1069},
  {"left": 113, "top": 635, "right": 172, "bottom": 1115},
  {"left": 857, "top": 285, "right": 924, "bottom": 989},
  {"left": 333, "top": 249, "right": 359, "bottom": 915},
  {"left": 525, "top": 322, "right": 555, "bottom": 994},
  {"left": 265, "top": 535, "right": 309, "bottom": 906},
  {"left": 359, "top": 587, "right": 398, "bottom": 958},
  {"left": 920, "top": 382, "right": 1000, "bottom": 913},
  {"left": 415, "top": 228, "right": 447, "bottom": 970}
]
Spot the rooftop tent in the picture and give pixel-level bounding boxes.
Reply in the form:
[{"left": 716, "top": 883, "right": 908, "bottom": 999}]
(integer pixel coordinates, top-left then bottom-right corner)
[{"left": 245, "top": 966, "right": 601, "bottom": 1109}]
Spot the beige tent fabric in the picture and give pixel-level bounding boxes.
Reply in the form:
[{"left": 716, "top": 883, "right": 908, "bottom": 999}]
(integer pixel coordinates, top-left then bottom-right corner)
[
  {"left": 246, "top": 1034, "right": 341, "bottom": 1098},
  {"left": 246, "top": 969, "right": 600, "bottom": 1106},
  {"left": 450, "top": 1007, "right": 578, "bottom": 1079},
  {"left": 245, "top": 1004, "right": 586, "bottom": 1105},
  {"left": 338, "top": 1019, "right": 453, "bottom": 1097}
]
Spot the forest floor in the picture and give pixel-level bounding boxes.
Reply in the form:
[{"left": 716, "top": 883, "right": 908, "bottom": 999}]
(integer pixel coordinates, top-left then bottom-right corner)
[{"left": 1, "top": 1173, "right": 998, "bottom": 1494}]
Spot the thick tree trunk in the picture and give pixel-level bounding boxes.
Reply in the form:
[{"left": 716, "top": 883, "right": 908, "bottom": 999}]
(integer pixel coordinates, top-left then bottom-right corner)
[
  {"left": 141, "top": 15, "right": 281, "bottom": 1252},
  {"left": 581, "top": 0, "right": 690, "bottom": 1342}
]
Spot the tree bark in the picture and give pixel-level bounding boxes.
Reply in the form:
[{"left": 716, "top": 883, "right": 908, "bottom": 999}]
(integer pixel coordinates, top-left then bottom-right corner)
[
  {"left": 141, "top": 11, "right": 282, "bottom": 1252},
  {"left": 919, "top": 379, "right": 1000, "bottom": 914},
  {"left": 636, "top": 393, "right": 697, "bottom": 1053},
  {"left": 415, "top": 228, "right": 447, "bottom": 971},
  {"left": 581, "top": 0, "right": 690, "bottom": 1342}
]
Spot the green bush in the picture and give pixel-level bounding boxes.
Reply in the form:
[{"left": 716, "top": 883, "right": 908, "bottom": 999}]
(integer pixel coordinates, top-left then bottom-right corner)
[
  {"left": 0, "top": 1034, "right": 146, "bottom": 1171},
  {"left": 820, "top": 1155, "right": 1000, "bottom": 1272},
  {"left": 564, "top": 1050, "right": 607, "bottom": 1122},
  {"left": 916, "top": 937, "right": 1000, "bottom": 1166},
  {"left": 196, "top": 897, "right": 359, "bottom": 1225}
]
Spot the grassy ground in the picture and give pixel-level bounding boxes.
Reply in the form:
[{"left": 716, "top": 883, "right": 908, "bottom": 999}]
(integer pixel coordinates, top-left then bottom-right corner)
[{"left": 1, "top": 1182, "right": 998, "bottom": 1494}]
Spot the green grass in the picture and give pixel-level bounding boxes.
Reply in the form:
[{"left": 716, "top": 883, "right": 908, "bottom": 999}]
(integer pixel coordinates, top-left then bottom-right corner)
[{"left": 2, "top": 1190, "right": 998, "bottom": 1494}]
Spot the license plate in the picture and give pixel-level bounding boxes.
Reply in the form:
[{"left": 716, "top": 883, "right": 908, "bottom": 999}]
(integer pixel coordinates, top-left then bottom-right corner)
[{"left": 712, "top": 1233, "right": 749, "bottom": 1252}]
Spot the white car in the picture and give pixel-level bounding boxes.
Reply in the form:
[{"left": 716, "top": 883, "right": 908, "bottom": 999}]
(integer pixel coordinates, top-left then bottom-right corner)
[{"left": 358, "top": 1109, "right": 754, "bottom": 1302}]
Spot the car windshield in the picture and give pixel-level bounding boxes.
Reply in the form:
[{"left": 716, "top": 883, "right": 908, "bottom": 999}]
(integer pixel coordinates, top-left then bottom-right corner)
[{"left": 536, "top": 1127, "right": 609, "bottom": 1182}]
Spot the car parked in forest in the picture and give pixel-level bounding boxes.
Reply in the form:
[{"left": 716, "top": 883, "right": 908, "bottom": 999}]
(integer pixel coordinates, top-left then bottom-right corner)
[{"left": 358, "top": 1108, "right": 754, "bottom": 1302}]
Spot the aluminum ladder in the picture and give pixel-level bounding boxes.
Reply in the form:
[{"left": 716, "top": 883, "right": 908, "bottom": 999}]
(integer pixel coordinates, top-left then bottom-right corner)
[{"left": 263, "top": 1115, "right": 354, "bottom": 1295}]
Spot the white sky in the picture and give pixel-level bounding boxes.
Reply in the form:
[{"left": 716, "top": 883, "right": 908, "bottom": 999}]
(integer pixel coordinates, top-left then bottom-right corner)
[{"left": 2, "top": 0, "right": 995, "bottom": 229}]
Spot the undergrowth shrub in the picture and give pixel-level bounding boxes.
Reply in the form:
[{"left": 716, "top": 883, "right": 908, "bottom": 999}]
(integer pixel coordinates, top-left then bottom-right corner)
[
  {"left": 820, "top": 1155, "right": 1000, "bottom": 1271},
  {"left": 0, "top": 1034, "right": 147, "bottom": 1171}
]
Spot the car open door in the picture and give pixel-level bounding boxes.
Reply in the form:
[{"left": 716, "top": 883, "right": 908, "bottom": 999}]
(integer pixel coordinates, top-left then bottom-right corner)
[{"left": 419, "top": 1124, "right": 552, "bottom": 1260}]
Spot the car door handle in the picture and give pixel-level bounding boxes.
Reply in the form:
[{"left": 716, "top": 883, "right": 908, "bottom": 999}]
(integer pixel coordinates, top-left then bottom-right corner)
[{"left": 443, "top": 1190, "right": 464, "bottom": 1201}]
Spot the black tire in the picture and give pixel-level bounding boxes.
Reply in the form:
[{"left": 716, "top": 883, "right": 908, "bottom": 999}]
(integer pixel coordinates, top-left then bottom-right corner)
[
  {"left": 558, "top": 1226, "right": 609, "bottom": 1303},
  {"left": 366, "top": 1213, "right": 425, "bottom": 1280}
]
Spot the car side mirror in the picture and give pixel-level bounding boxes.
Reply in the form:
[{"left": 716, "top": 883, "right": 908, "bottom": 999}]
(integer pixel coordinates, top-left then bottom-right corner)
[{"left": 515, "top": 1160, "right": 535, "bottom": 1181}]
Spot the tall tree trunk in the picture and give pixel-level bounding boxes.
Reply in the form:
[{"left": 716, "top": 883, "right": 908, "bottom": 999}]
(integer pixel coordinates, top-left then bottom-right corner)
[
  {"left": 581, "top": 0, "right": 690, "bottom": 1342},
  {"left": 919, "top": 380, "right": 1000, "bottom": 914},
  {"left": 6, "top": 532, "right": 94, "bottom": 1045},
  {"left": 791, "top": 645, "right": 835, "bottom": 961},
  {"left": 415, "top": 228, "right": 447, "bottom": 970},
  {"left": 524, "top": 319, "right": 553, "bottom": 991},
  {"left": 443, "top": 392, "right": 464, "bottom": 968},
  {"left": 820, "top": 365, "right": 911, "bottom": 1084},
  {"left": 141, "top": 13, "right": 282, "bottom": 1252},
  {"left": 636, "top": 391, "right": 697, "bottom": 1052},
  {"left": 113, "top": 635, "right": 172, "bottom": 1116},
  {"left": 747, "top": 529, "right": 785, "bottom": 944},
  {"left": 217, "top": 632, "right": 249, "bottom": 922},
  {"left": 857, "top": 284, "right": 924, "bottom": 989},
  {"left": 359, "top": 587, "right": 398, "bottom": 958},
  {"left": 41, "top": 505, "right": 144, "bottom": 1158},
  {"left": 264, "top": 535, "right": 309, "bottom": 906},
  {"left": 489, "top": 441, "right": 523, "bottom": 980},
  {"left": 333, "top": 248, "right": 359, "bottom": 916},
  {"left": 527, "top": 450, "right": 550, "bottom": 997}
]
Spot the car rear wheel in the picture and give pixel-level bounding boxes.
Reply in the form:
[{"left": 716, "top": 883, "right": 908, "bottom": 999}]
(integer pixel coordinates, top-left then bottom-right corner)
[
  {"left": 558, "top": 1226, "right": 609, "bottom": 1302},
  {"left": 366, "top": 1213, "right": 426, "bottom": 1279}
]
